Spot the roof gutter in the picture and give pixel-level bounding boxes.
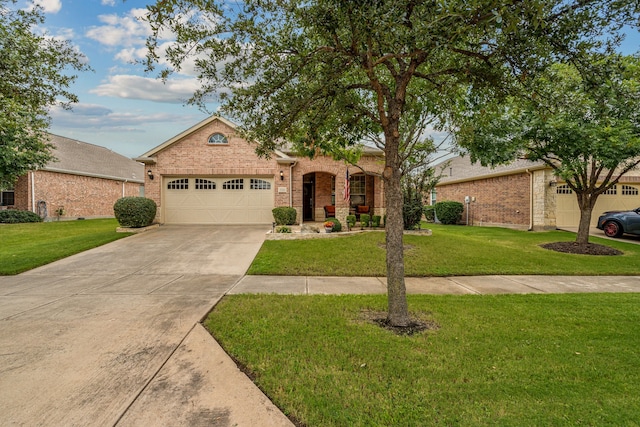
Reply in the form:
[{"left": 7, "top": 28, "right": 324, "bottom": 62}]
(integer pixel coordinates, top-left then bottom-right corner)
[{"left": 42, "top": 167, "right": 144, "bottom": 184}]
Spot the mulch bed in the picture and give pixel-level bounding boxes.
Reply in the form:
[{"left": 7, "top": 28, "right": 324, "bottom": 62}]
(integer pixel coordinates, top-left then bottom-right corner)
[{"left": 540, "top": 241, "right": 623, "bottom": 256}]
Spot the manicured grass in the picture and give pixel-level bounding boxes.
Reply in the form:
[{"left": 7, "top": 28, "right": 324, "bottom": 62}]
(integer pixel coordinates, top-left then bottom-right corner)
[
  {"left": 248, "top": 224, "right": 640, "bottom": 276},
  {"left": 206, "top": 293, "right": 640, "bottom": 426},
  {"left": 0, "top": 219, "right": 131, "bottom": 275}
]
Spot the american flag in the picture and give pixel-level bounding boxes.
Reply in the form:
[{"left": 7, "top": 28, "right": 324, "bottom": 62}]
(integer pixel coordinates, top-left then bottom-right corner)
[{"left": 343, "top": 168, "right": 350, "bottom": 201}]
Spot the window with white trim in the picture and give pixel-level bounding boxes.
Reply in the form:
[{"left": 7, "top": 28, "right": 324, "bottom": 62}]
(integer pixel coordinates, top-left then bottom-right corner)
[
  {"left": 622, "top": 185, "right": 639, "bottom": 196},
  {"left": 556, "top": 184, "right": 573, "bottom": 194},
  {"left": 250, "top": 179, "right": 271, "bottom": 190},
  {"left": 167, "top": 178, "right": 189, "bottom": 190},
  {"left": 208, "top": 133, "right": 228, "bottom": 144},
  {"left": 195, "top": 178, "right": 216, "bottom": 190},
  {"left": 223, "top": 179, "right": 244, "bottom": 189},
  {"left": 603, "top": 185, "right": 617, "bottom": 195}
]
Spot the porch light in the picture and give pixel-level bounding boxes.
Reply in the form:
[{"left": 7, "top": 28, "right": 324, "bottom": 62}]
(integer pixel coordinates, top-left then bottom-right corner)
[
  {"left": 549, "top": 180, "right": 557, "bottom": 187},
  {"left": 280, "top": 170, "right": 284, "bottom": 180},
  {"left": 147, "top": 169, "right": 154, "bottom": 180}
]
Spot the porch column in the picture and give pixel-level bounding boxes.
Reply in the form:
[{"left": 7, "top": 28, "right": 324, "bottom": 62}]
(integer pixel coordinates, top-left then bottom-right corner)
[{"left": 335, "top": 166, "right": 350, "bottom": 226}]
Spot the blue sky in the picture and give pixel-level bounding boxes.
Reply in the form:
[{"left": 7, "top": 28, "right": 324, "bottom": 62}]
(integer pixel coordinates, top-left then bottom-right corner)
[{"left": 15, "top": 0, "right": 640, "bottom": 159}]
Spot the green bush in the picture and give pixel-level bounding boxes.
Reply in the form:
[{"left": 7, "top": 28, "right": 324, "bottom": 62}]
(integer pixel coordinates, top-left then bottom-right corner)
[
  {"left": 272, "top": 207, "right": 297, "bottom": 225},
  {"left": 423, "top": 205, "right": 435, "bottom": 222},
  {"left": 359, "top": 213, "right": 370, "bottom": 228},
  {"left": 435, "top": 201, "right": 464, "bottom": 225},
  {"left": 372, "top": 215, "right": 381, "bottom": 227},
  {"left": 403, "top": 198, "right": 423, "bottom": 230},
  {"left": 113, "top": 197, "right": 157, "bottom": 228},
  {"left": 275, "top": 226, "right": 291, "bottom": 233},
  {"left": 346, "top": 215, "right": 356, "bottom": 229},
  {"left": 0, "top": 210, "right": 43, "bottom": 223},
  {"left": 325, "top": 217, "right": 342, "bottom": 232}
]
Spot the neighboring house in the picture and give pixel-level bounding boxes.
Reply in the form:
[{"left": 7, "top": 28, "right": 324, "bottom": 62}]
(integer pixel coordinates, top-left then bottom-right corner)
[
  {"left": 1, "top": 134, "right": 144, "bottom": 220},
  {"left": 434, "top": 155, "right": 640, "bottom": 230},
  {"left": 135, "top": 116, "right": 385, "bottom": 225}
]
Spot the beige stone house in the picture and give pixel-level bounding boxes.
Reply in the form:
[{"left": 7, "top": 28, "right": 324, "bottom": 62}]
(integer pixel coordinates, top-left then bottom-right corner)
[
  {"left": 435, "top": 155, "right": 640, "bottom": 229},
  {"left": 2, "top": 134, "right": 144, "bottom": 220},
  {"left": 135, "top": 116, "right": 386, "bottom": 225}
]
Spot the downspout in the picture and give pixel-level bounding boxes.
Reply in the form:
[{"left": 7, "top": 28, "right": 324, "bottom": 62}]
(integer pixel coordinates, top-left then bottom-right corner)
[
  {"left": 122, "top": 179, "right": 127, "bottom": 198},
  {"left": 289, "top": 161, "right": 297, "bottom": 208},
  {"left": 31, "top": 171, "right": 36, "bottom": 213},
  {"left": 526, "top": 169, "right": 534, "bottom": 231}
]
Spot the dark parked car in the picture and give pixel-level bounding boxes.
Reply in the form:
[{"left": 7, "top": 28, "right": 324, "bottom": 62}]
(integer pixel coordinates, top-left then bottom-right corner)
[{"left": 596, "top": 207, "right": 640, "bottom": 237}]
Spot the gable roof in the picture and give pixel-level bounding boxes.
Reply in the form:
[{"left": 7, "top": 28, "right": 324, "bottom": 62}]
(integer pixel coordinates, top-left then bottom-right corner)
[
  {"left": 137, "top": 115, "right": 240, "bottom": 160},
  {"left": 44, "top": 134, "right": 144, "bottom": 183},
  {"left": 436, "top": 155, "right": 547, "bottom": 185},
  {"left": 136, "top": 115, "right": 383, "bottom": 163}
]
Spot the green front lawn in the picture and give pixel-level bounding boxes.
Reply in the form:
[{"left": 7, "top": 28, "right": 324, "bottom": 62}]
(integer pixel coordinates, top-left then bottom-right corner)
[
  {"left": 248, "top": 224, "right": 640, "bottom": 276},
  {"left": 0, "top": 219, "right": 131, "bottom": 275},
  {"left": 206, "top": 293, "right": 640, "bottom": 426}
]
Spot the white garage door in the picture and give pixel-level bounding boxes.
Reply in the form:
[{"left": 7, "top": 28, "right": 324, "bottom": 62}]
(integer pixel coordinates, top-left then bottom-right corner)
[
  {"left": 164, "top": 177, "right": 274, "bottom": 224},
  {"left": 556, "top": 183, "right": 640, "bottom": 227}
]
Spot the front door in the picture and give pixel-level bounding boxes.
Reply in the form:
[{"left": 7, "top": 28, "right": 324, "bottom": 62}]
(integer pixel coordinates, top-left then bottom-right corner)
[{"left": 303, "top": 182, "right": 314, "bottom": 221}]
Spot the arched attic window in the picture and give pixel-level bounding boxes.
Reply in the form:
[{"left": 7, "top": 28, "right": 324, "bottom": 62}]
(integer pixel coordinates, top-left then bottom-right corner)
[{"left": 208, "top": 133, "right": 228, "bottom": 145}]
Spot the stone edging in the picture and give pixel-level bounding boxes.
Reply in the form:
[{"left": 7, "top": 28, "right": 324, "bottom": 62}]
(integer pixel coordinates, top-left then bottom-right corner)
[
  {"left": 266, "top": 228, "right": 432, "bottom": 240},
  {"left": 116, "top": 223, "right": 160, "bottom": 233}
]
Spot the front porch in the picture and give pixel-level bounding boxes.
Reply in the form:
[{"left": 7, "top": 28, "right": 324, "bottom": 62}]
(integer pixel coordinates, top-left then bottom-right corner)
[{"left": 299, "top": 170, "right": 384, "bottom": 225}]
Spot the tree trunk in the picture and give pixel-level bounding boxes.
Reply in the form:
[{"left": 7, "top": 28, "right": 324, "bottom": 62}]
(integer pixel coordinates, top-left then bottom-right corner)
[
  {"left": 384, "top": 137, "right": 410, "bottom": 327},
  {"left": 575, "top": 192, "right": 596, "bottom": 245}
]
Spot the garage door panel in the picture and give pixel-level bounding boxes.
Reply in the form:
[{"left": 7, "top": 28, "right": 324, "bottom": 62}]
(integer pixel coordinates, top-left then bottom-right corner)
[
  {"left": 556, "top": 184, "right": 640, "bottom": 227},
  {"left": 164, "top": 177, "right": 273, "bottom": 224}
]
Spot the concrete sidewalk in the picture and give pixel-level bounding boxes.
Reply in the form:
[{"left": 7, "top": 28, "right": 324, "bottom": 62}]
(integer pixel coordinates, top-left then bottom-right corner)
[{"left": 230, "top": 274, "right": 640, "bottom": 295}]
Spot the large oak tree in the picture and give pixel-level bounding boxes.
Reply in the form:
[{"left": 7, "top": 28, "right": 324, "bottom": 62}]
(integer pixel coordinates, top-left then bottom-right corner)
[
  {"left": 144, "top": 0, "right": 638, "bottom": 326},
  {"left": 0, "top": 0, "right": 89, "bottom": 188}
]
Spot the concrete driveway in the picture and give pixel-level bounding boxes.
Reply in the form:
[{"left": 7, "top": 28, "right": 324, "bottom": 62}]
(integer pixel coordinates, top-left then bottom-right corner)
[{"left": 0, "top": 225, "right": 292, "bottom": 426}]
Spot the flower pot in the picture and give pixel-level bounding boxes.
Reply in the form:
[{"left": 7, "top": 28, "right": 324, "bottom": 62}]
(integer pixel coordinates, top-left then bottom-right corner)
[{"left": 324, "top": 226, "right": 333, "bottom": 233}]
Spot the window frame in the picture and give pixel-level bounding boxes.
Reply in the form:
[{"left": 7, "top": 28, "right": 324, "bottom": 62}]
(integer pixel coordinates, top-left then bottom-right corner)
[{"left": 207, "top": 133, "right": 228, "bottom": 145}]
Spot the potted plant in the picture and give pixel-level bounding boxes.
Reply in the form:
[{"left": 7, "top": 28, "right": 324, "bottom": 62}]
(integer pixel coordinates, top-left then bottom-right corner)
[{"left": 323, "top": 221, "right": 334, "bottom": 233}]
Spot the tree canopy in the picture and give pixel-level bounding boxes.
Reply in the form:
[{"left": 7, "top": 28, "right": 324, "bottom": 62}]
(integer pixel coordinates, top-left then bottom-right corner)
[
  {"left": 0, "top": 0, "right": 89, "bottom": 188},
  {"left": 144, "top": 0, "right": 639, "bottom": 325},
  {"left": 454, "top": 56, "right": 640, "bottom": 243}
]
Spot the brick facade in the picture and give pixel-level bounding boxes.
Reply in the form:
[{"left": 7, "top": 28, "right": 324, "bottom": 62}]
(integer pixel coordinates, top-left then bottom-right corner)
[
  {"left": 140, "top": 116, "right": 386, "bottom": 225},
  {"left": 13, "top": 170, "right": 142, "bottom": 220},
  {"left": 436, "top": 172, "right": 532, "bottom": 229}
]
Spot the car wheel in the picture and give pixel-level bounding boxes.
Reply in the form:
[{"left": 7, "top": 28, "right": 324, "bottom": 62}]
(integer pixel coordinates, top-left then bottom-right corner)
[{"left": 603, "top": 221, "right": 623, "bottom": 238}]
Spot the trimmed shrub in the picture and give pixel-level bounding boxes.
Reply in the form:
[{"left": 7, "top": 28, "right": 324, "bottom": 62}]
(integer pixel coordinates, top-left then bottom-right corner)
[
  {"left": 325, "top": 217, "right": 342, "bottom": 232},
  {"left": 346, "top": 215, "right": 356, "bottom": 229},
  {"left": 272, "top": 207, "right": 296, "bottom": 225},
  {"left": 359, "top": 213, "right": 370, "bottom": 228},
  {"left": 423, "top": 206, "right": 435, "bottom": 222},
  {"left": 113, "top": 197, "right": 157, "bottom": 228},
  {"left": 372, "top": 215, "right": 381, "bottom": 228},
  {"left": 275, "top": 226, "right": 291, "bottom": 233},
  {"left": 435, "top": 201, "right": 464, "bottom": 225},
  {"left": 403, "top": 198, "right": 423, "bottom": 230},
  {"left": 0, "top": 210, "right": 43, "bottom": 223}
]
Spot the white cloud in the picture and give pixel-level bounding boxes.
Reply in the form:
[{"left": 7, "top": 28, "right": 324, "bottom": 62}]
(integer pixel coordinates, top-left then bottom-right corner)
[
  {"left": 50, "top": 102, "right": 182, "bottom": 129},
  {"left": 89, "top": 75, "right": 202, "bottom": 103},
  {"left": 85, "top": 8, "right": 152, "bottom": 47},
  {"left": 29, "top": 0, "right": 62, "bottom": 13},
  {"left": 101, "top": 0, "right": 116, "bottom": 6}
]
